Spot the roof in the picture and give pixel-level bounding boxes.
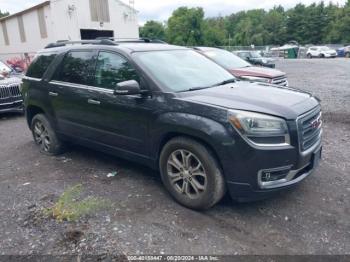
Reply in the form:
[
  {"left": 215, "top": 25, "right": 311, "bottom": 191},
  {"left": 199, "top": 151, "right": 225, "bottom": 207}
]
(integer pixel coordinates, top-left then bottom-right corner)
[
  {"left": 39, "top": 43, "right": 187, "bottom": 54},
  {"left": 118, "top": 43, "right": 186, "bottom": 52},
  {"left": 194, "top": 47, "right": 222, "bottom": 52},
  {"left": 0, "top": 1, "right": 50, "bottom": 22},
  {"left": 114, "top": 0, "right": 138, "bottom": 13}
]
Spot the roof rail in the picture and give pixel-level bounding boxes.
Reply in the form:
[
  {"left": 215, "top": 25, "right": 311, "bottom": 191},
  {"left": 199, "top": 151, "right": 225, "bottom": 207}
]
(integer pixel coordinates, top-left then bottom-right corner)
[
  {"left": 44, "top": 39, "right": 117, "bottom": 49},
  {"left": 95, "top": 37, "right": 167, "bottom": 44}
]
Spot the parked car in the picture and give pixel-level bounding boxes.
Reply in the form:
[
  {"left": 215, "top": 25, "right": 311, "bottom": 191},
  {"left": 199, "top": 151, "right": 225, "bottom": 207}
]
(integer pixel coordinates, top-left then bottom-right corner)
[
  {"left": 196, "top": 47, "right": 288, "bottom": 86},
  {"left": 22, "top": 40, "right": 322, "bottom": 210},
  {"left": 0, "top": 76, "right": 23, "bottom": 113},
  {"left": 234, "top": 50, "right": 276, "bottom": 68},
  {"left": 306, "top": 46, "right": 337, "bottom": 58},
  {"left": 0, "top": 60, "right": 24, "bottom": 78},
  {"left": 344, "top": 45, "right": 350, "bottom": 58}
]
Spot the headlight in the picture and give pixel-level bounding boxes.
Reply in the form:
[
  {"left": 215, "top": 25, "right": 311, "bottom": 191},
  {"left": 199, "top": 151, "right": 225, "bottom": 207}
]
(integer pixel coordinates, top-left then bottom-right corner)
[
  {"left": 240, "top": 76, "right": 271, "bottom": 83},
  {"left": 228, "top": 110, "right": 290, "bottom": 147}
]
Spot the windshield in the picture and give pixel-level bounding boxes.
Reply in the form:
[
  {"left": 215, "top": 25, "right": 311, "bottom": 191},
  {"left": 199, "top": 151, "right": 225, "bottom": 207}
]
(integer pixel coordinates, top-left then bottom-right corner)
[
  {"left": 320, "top": 46, "right": 330, "bottom": 51},
  {"left": 251, "top": 51, "right": 262, "bottom": 58},
  {"left": 0, "top": 61, "right": 11, "bottom": 73},
  {"left": 203, "top": 49, "right": 251, "bottom": 69},
  {"left": 134, "top": 50, "right": 234, "bottom": 92}
]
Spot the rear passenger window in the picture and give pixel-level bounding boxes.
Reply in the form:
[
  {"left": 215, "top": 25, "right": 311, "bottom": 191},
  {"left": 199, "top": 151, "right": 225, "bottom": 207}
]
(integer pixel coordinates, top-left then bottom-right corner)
[
  {"left": 26, "top": 53, "right": 56, "bottom": 79},
  {"left": 94, "top": 52, "right": 139, "bottom": 89},
  {"left": 54, "top": 51, "right": 95, "bottom": 85}
]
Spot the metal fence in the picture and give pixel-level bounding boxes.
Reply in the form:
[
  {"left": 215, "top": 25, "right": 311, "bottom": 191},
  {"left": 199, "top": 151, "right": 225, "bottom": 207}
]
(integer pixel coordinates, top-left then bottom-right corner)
[{"left": 220, "top": 44, "right": 347, "bottom": 58}]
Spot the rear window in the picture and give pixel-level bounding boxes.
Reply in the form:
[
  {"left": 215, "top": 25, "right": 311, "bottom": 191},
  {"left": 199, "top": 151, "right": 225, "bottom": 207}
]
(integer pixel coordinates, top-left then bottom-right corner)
[
  {"left": 26, "top": 53, "right": 57, "bottom": 79},
  {"left": 53, "top": 51, "right": 95, "bottom": 86}
]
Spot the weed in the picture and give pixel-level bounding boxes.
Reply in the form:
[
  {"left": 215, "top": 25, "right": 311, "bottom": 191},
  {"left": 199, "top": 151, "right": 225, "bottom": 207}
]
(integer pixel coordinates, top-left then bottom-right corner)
[{"left": 44, "top": 184, "right": 109, "bottom": 222}]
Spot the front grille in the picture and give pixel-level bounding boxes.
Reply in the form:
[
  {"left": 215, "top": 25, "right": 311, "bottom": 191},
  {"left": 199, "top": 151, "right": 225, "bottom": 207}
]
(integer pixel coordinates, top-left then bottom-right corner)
[
  {"left": 271, "top": 76, "right": 288, "bottom": 86},
  {"left": 297, "top": 108, "right": 322, "bottom": 151},
  {"left": 0, "top": 84, "right": 22, "bottom": 99}
]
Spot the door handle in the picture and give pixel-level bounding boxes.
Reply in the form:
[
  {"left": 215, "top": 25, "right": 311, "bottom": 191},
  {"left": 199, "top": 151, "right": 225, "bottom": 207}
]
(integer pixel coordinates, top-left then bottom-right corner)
[
  {"left": 88, "top": 99, "right": 101, "bottom": 105},
  {"left": 49, "top": 92, "right": 58, "bottom": 97}
]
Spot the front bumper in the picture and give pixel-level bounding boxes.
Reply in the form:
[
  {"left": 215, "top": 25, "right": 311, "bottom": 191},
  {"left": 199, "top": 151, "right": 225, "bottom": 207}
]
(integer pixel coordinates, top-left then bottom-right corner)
[
  {"left": 264, "top": 63, "right": 275, "bottom": 68},
  {"left": 219, "top": 124, "right": 322, "bottom": 202},
  {"left": 0, "top": 100, "right": 24, "bottom": 113},
  {"left": 228, "top": 144, "right": 321, "bottom": 202},
  {"left": 324, "top": 53, "right": 337, "bottom": 58}
]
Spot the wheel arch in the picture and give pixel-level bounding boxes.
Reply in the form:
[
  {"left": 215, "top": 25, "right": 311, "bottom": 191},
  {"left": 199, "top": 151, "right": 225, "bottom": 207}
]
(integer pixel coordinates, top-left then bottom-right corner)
[
  {"left": 156, "top": 132, "right": 225, "bottom": 175},
  {"left": 26, "top": 105, "right": 46, "bottom": 127}
]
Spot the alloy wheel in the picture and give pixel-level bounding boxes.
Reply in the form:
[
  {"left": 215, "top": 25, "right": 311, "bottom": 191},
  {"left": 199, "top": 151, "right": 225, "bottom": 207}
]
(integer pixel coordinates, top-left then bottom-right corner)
[
  {"left": 33, "top": 120, "right": 51, "bottom": 152},
  {"left": 167, "top": 149, "right": 207, "bottom": 199}
]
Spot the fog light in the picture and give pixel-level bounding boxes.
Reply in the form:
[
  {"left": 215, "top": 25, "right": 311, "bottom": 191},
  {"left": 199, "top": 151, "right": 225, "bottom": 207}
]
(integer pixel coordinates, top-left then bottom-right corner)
[{"left": 261, "top": 168, "right": 291, "bottom": 182}]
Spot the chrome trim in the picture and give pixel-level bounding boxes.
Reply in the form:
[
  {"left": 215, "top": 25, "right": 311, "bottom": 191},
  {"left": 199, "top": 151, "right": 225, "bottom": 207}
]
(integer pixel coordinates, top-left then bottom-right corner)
[
  {"left": 49, "top": 92, "right": 58, "bottom": 97},
  {"left": 87, "top": 99, "right": 101, "bottom": 105},
  {"left": 258, "top": 163, "right": 312, "bottom": 189},
  {"left": 49, "top": 80, "right": 114, "bottom": 94},
  {"left": 296, "top": 107, "right": 323, "bottom": 152},
  {"left": 22, "top": 76, "right": 41, "bottom": 82},
  {"left": 0, "top": 99, "right": 23, "bottom": 106}
]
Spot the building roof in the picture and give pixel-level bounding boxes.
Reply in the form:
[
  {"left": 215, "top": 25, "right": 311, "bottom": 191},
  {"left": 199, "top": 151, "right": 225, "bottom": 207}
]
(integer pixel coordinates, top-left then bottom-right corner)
[
  {"left": 0, "top": 0, "right": 136, "bottom": 22},
  {"left": 114, "top": 0, "right": 138, "bottom": 13},
  {"left": 0, "top": 1, "right": 50, "bottom": 22}
]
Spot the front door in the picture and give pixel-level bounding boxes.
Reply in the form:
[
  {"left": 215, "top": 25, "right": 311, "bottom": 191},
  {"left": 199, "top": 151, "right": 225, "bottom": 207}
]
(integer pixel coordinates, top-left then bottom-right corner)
[{"left": 82, "top": 51, "right": 155, "bottom": 157}]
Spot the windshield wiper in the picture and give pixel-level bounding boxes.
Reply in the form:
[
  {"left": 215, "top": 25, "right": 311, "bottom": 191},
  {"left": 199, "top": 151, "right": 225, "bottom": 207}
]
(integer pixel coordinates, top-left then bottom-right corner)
[
  {"left": 186, "top": 78, "right": 236, "bottom": 92},
  {"left": 210, "top": 78, "right": 236, "bottom": 87},
  {"left": 187, "top": 86, "right": 211, "bottom": 91}
]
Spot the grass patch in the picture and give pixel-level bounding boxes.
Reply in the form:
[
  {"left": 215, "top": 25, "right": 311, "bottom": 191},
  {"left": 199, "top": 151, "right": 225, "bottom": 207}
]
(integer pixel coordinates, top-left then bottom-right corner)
[{"left": 44, "top": 184, "right": 109, "bottom": 222}]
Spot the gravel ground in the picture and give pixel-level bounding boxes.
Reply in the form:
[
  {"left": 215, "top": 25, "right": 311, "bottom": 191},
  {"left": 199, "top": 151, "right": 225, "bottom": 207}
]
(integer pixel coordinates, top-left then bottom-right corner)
[{"left": 0, "top": 58, "right": 349, "bottom": 256}]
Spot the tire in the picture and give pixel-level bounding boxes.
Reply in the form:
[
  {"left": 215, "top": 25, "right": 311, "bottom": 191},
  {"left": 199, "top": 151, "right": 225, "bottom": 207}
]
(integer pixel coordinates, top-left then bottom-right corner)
[
  {"left": 31, "top": 114, "right": 64, "bottom": 156},
  {"left": 159, "top": 137, "right": 226, "bottom": 210},
  {"left": 346, "top": 52, "right": 350, "bottom": 58},
  {"left": 319, "top": 54, "right": 325, "bottom": 58},
  {"left": 307, "top": 54, "right": 312, "bottom": 59}
]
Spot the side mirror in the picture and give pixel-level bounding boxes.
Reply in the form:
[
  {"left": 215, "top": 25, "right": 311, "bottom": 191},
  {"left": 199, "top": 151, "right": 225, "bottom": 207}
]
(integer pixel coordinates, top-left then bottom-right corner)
[{"left": 114, "top": 80, "right": 141, "bottom": 95}]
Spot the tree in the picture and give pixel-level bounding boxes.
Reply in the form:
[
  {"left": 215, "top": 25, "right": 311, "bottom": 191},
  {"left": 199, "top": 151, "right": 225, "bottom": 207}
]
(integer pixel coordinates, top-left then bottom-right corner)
[
  {"left": 142, "top": 1, "right": 350, "bottom": 46},
  {"left": 0, "top": 9, "right": 9, "bottom": 18},
  {"left": 140, "top": 21, "right": 166, "bottom": 40},
  {"left": 263, "top": 6, "right": 287, "bottom": 45},
  {"left": 203, "top": 17, "right": 227, "bottom": 46},
  {"left": 166, "top": 7, "right": 205, "bottom": 46}
]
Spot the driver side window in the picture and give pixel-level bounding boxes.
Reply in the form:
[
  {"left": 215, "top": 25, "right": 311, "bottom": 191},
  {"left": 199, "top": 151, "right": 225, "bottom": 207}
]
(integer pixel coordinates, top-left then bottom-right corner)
[{"left": 94, "top": 51, "right": 140, "bottom": 89}]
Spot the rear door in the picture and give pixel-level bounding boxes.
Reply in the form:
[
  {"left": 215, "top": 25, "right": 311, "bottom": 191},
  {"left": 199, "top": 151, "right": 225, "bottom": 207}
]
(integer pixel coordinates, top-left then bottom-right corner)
[{"left": 48, "top": 50, "right": 97, "bottom": 137}]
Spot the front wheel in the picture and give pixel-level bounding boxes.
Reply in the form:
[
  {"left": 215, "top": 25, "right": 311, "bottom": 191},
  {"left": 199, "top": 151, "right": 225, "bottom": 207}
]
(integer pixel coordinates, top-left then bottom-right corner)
[
  {"left": 31, "top": 114, "right": 64, "bottom": 155},
  {"left": 159, "top": 137, "right": 226, "bottom": 210},
  {"left": 345, "top": 52, "right": 350, "bottom": 58}
]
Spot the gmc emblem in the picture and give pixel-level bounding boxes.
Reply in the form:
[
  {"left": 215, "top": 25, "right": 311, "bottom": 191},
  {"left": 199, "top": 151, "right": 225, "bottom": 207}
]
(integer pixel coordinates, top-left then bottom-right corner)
[{"left": 310, "top": 117, "right": 322, "bottom": 129}]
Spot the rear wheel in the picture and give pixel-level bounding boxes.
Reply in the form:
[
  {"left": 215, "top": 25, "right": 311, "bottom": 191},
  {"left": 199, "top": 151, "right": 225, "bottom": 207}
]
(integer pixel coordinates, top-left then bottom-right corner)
[
  {"left": 159, "top": 137, "right": 226, "bottom": 210},
  {"left": 307, "top": 53, "right": 312, "bottom": 59},
  {"left": 346, "top": 52, "right": 350, "bottom": 58},
  {"left": 31, "top": 114, "right": 64, "bottom": 155}
]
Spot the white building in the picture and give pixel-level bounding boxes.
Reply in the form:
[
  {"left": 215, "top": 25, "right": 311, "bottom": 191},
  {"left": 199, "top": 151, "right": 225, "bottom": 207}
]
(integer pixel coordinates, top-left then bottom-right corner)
[{"left": 0, "top": 0, "right": 139, "bottom": 60}]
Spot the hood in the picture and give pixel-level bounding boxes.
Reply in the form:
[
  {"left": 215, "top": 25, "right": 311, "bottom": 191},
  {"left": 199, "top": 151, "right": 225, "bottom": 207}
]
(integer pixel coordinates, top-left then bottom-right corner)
[
  {"left": 324, "top": 50, "right": 337, "bottom": 54},
  {"left": 230, "top": 66, "right": 285, "bottom": 79},
  {"left": 181, "top": 81, "right": 319, "bottom": 120}
]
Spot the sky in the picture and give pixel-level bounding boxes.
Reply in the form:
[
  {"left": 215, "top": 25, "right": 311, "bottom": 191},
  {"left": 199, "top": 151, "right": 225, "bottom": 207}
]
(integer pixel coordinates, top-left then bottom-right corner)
[{"left": 0, "top": 0, "right": 347, "bottom": 24}]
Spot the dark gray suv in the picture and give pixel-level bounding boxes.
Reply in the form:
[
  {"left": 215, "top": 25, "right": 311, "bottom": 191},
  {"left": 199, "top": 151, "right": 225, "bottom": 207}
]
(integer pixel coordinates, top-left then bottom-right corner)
[{"left": 22, "top": 40, "right": 322, "bottom": 210}]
